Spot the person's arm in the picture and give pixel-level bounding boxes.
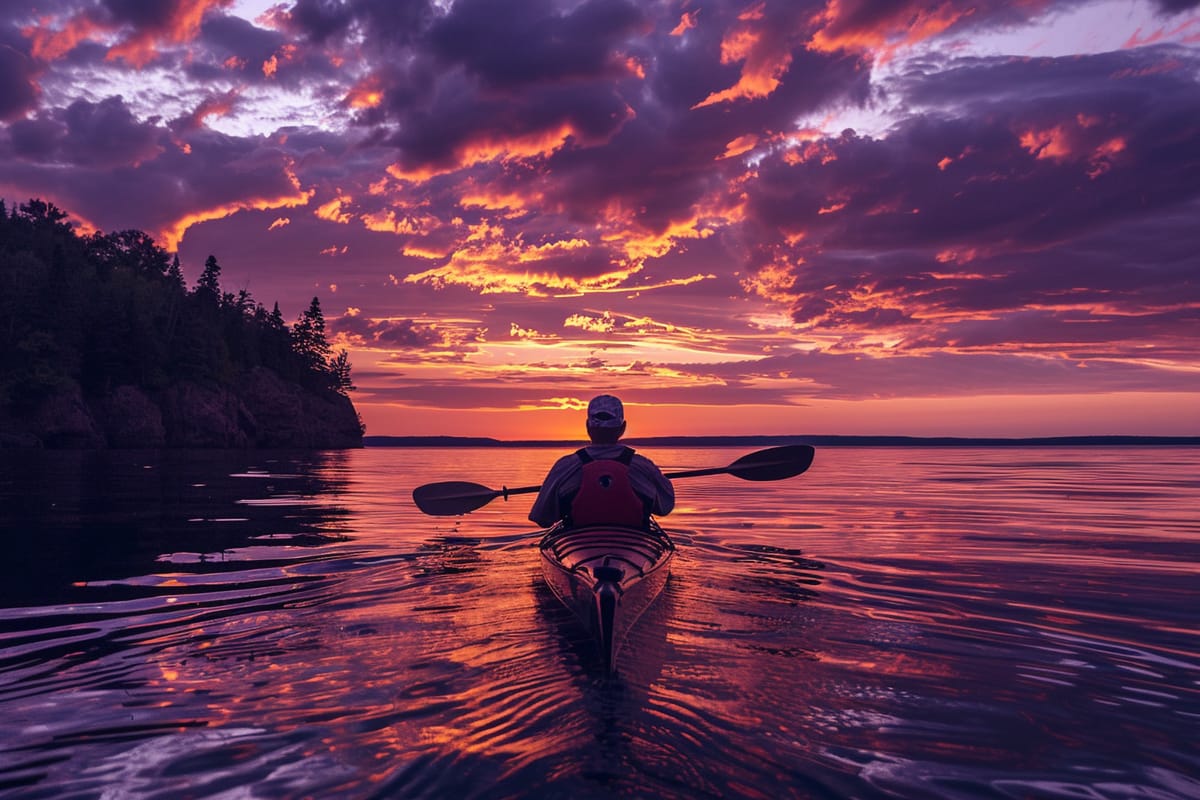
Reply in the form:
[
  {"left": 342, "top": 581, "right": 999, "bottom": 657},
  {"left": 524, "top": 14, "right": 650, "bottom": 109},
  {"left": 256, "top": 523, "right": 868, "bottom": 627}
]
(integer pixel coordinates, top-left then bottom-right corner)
[
  {"left": 635, "top": 455, "right": 675, "bottom": 516},
  {"left": 528, "top": 487, "right": 560, "bottom": 527},
  {"left": 528, "top": 456, "right": 575, "bottom": 526}
]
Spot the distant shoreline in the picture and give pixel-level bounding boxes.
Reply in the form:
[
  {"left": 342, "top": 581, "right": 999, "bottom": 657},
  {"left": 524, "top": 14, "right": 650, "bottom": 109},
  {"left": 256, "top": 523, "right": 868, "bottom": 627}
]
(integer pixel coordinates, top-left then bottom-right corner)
[{"left": 364, "top": 434, "right": 1200, "bottom": 448}]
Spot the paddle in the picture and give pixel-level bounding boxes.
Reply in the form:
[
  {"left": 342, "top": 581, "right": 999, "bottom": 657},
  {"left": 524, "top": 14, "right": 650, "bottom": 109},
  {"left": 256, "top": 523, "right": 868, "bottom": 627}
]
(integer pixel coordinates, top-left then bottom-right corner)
[{"left": 411, "top": 444, "right": 815, "bottom": 516}]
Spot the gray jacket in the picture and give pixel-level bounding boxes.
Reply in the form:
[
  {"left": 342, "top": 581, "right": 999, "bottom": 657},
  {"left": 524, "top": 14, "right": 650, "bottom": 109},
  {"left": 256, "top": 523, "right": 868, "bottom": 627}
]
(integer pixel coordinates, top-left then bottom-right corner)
[{"left": 528, "top": 444, "right": 675, "bottom": 527}]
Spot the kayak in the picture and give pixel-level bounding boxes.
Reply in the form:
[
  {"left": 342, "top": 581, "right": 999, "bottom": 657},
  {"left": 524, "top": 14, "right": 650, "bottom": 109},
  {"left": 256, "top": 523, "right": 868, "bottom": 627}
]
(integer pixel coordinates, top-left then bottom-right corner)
[{"left": 538, "top": 520, "right": 675, "bottom": 673}]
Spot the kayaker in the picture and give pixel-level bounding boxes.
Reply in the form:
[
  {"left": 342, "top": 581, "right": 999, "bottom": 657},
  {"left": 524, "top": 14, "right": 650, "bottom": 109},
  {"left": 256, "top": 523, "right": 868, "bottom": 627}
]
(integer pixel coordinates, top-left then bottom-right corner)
[{"left": 529, "top": 395, "right": 675, "bottom": 529}]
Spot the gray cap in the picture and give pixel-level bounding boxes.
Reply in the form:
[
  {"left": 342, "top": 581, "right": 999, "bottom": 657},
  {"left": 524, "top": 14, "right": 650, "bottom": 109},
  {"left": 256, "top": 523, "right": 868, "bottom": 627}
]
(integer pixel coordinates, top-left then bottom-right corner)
[{"left": 586, "top": 394, "right": 625, "bottom": 428}]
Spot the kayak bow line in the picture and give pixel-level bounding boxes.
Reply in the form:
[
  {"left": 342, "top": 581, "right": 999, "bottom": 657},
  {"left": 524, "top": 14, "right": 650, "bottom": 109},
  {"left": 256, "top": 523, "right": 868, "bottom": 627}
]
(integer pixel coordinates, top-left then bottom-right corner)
[{"left": 411, "top": 444, "right": 815, "bottom": 516}]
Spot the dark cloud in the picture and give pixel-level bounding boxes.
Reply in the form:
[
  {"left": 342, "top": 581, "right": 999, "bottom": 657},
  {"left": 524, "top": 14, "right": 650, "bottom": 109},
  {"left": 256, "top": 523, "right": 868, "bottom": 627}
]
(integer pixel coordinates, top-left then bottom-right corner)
[
  {"left": 8, "top": 96, "right": 162, "bottom": 167},
  {"left": 1149, "top": 0, "right": 1200, "bottom": 11},
  {"left": 267, "top": 0, "right": 437, "bottom": 55},
  {"left": 0, "top": 44, "right": 39, "bottom": 121},
  {"left": 429, "top": 0, "right": 645, "bottom": 88},
  {"left": 100, "top": 0, "right": 193, "bottom": 28},
  {"left": 6, "top": 116, "right": 61, "bottom": 159},
  {"left": 737, "top": 46, "right": 1200, "bottom": 348},
  {"left": 1, "top": 105, "right": 309, "bottom": 252},
  {"left": 195, "top": 12, "right": 288, "bottom": 72},
  {"left": 385, "top": 75, "right": 635, "bottom": 173},
  {"left": 331, "top": 312, "right": 444, "bottom": 349},
  {"left": 285, "top": 0, "right": 356, "bottom": 43}
]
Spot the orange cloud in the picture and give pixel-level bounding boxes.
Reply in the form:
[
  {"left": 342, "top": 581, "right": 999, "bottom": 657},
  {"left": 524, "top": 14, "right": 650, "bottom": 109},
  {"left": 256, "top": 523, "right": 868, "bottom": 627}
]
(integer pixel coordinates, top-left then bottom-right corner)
[
  {"left": 564, "top": 311, "right": 616, "bottom": 333},
  {"left": 315, "top": 193, "right": 353, "bottom": 224},
  {"left": 158, "top": 168, "right": 312, "bottom": 250},
  {"left": 808, "top": 0, "right": 971, "bottom": 62},
  {"left": 361, "top": 209, "right": 446, "bottom": 235},
  {"left": 404, "top": 222, "right": 642, "bottom": 296},
  {"left": 1020, "top": 125, "right": 1072, "bottom": 161},
  {"left": 1087, "top": 137, "right": 1126, "bottom": 178},
  {"left": 25, "top": 14, "right": 104, "bottom": 61},
  {"left": 460, "top": 181, "right": 543, "bottom": 215},
  {"left": 785, "top": 139, "right": 838, "bottom": 166},
  {"left": 177, "top": 89, "right": 240, "bottom": 133},
  {"left": 1019, "top": 122, "right": 1127, "bottom": 177},
  {"left": 935, "top": 248, "right": 979, "bottom": 264},
  {"left": 387, "top": 115, "right": 632, "bottom": 181},
  {"left": 402, "top": 242, "right": 455, "bottom": 260},
  {"left": 510, "top": 323, "right": 558, "bottom": 340},
  {"left": 268, "top": 217, "right": 290, "bottom": 230},
  {"left": 693, "top": 19, "right": 793, "bottom": 108},
  {"left": 262, "top": 45, "right": 298, "bottom": 78},
  {"left": 346, "top": 74, "right": 385, "bottom": 109},
  {"left": 26, "top": 0, "right": 230, "bottom": 67},
  {"left": 670, "top": 10, "right": 699, "bottom": 36},
  {"left": 601, "top": 211, "right": 717, "bottom": 264},
  {"left": 720, "top": 134, "right": 759, "bottom": 159},
  {"left": 741, "top": 257, "right": 800, "bottom": 306}
]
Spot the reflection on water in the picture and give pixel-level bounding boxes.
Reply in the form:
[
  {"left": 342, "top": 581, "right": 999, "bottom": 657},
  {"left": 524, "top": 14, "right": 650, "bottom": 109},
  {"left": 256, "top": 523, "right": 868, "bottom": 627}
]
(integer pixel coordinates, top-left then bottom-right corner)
[{"left": 1, "top": 447, "right": 1198, "bottom": 798}]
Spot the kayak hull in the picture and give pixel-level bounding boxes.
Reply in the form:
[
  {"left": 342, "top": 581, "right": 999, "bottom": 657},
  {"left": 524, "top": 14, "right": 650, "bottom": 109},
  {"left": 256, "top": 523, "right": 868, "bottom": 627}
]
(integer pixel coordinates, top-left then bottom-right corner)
[{"left": 538, "top": 521, "right": 675, "bottom": 672}]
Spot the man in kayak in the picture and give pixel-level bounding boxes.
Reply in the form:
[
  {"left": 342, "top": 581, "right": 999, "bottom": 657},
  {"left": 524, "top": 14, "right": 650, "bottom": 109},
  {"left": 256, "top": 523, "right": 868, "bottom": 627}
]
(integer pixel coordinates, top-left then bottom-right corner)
[{"left": 529, "top": 395, "right": 675, "bottom": 529}]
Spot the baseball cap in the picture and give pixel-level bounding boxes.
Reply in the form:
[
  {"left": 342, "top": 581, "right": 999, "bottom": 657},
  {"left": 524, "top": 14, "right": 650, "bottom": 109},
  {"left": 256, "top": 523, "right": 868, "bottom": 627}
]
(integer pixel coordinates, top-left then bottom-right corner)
[{"left": 586, "top": 394, "right": 625, "bottom": 428}]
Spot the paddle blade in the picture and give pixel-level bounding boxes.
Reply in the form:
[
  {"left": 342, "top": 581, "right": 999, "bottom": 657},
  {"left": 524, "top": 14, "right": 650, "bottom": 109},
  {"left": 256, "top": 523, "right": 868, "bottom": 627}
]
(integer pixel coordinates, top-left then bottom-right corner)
[
  {"left": 412, "top": 481, "right": 501, "bottom": 516},
  {"left": 726, "top": 445, "right": 815, "bottom": 481}
]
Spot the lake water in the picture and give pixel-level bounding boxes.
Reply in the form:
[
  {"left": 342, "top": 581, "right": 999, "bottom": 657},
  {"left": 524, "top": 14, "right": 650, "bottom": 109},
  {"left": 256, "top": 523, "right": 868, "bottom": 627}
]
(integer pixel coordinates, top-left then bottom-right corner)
[{"left": 0, "top": 446, "right": 1197, "bottom": 799}]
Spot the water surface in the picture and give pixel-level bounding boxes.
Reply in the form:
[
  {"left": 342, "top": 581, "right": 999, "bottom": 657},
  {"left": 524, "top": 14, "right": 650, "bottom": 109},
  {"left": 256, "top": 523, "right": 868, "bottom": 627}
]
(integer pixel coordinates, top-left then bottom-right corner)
[{"left": 1, "top": 446, "right": 1197, "bottom": 798}]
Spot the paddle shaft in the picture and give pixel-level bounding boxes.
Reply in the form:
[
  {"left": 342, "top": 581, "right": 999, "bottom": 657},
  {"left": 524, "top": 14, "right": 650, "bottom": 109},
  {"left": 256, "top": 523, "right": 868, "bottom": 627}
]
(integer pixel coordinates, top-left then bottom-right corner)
[
  {"left": 412, "top": 445, "right": 814, "bottom": 516},
  {"left": 489, "top": 465, "right": 736, "bottom": 497},
  {"left": 664, "top": 466, "right": 734, "bottom": 479}
]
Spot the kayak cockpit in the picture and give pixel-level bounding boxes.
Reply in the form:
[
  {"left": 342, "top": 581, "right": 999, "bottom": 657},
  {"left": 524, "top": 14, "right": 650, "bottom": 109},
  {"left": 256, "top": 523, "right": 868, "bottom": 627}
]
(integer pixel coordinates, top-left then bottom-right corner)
[{"left": 538, "top": 521, "right": 675, "bottom": 672}]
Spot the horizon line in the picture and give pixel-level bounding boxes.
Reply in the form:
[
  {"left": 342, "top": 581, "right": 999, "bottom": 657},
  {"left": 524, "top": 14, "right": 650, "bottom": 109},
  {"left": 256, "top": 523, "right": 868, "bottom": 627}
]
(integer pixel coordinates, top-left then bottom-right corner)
[{"left": 363, "top": 433, "right": 1200, "bottom": 447}]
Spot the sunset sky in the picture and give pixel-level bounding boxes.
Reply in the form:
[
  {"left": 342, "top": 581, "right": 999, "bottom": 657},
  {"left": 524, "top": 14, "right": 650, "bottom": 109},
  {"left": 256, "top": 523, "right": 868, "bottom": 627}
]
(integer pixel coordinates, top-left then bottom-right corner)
[{"left": 1, "top": 0, "right": 1197, "bottom": 439}]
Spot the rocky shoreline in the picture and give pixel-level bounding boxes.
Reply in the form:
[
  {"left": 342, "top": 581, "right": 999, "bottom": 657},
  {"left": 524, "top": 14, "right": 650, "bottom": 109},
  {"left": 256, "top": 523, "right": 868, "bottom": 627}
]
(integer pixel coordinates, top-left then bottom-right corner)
[{"left": 0, "top": 366, "right": 363, "bottom": 449}]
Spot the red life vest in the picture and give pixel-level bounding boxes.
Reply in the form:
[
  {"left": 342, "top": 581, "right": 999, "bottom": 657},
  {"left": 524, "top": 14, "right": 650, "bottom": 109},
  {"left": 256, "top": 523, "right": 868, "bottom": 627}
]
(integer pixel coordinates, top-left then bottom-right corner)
[{"left": 568, "top": 447, "right": 648, "bottom": 528}]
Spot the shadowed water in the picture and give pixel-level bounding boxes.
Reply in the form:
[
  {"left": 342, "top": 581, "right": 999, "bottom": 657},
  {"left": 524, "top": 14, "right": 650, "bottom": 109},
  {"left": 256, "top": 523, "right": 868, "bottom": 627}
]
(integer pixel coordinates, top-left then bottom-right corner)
[{"left": 0, "top": 447, "right": 1197, "bottom": 799}]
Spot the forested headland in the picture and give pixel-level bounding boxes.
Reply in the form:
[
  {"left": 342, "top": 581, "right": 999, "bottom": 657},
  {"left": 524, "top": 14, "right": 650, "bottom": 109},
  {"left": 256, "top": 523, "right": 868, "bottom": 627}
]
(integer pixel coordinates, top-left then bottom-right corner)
[{"left": 0, "top": 199, "right": 363, "bottom": 449}]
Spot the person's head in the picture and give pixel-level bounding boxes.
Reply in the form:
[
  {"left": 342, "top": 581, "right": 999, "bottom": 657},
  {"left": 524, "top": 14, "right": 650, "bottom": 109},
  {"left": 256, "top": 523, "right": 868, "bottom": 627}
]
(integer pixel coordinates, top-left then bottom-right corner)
[{"left": 585, "top": 394, "right": 626, "bottom": 444}]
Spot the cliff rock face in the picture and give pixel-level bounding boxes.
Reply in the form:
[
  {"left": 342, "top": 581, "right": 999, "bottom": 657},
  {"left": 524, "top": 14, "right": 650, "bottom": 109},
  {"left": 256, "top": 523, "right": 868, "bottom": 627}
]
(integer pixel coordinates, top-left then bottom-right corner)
[
  {"left": 99, "top": 385, "right": 168, "bottom": 448},
  {"left": 1, "top": 369, "right": 362, "bottom": 449},
  {"left": 159, "top": 381, "right": 255, "bottom": 448},
  {"left": 28, "top": 383, "right": 107, "bottom": 448},
  {"left": 239, "top": 367, "right": 363, "bottom": 448}
]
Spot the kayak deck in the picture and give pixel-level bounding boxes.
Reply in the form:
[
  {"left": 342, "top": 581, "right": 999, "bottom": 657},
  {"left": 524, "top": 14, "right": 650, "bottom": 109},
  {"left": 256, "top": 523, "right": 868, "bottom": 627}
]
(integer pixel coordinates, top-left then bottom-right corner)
[{"left": 538, "top": 521, "right": 674, "bottom": 672}]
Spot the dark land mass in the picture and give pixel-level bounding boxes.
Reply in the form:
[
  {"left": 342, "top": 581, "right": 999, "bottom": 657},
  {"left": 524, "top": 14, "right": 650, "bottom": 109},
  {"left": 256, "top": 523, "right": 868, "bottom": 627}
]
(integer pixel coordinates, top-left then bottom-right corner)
[
  {"left": 365, "top": 434, "right": 1200, "bottom": 448},
  {"left": 1, "top": 200, "right": 362, "bottom": 449}
]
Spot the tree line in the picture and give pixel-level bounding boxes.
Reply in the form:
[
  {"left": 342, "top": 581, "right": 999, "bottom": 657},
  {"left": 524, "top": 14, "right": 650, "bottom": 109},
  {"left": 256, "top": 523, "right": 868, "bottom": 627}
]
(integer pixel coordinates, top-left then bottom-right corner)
[{"left": 0, "top": 199, "right": 355, "bottom": 415}]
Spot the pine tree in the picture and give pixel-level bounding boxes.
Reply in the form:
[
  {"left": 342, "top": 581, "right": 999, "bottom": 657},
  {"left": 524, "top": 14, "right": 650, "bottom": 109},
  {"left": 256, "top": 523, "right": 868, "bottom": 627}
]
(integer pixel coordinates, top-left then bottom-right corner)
[
  {"left": 293, "top": 296, "right": 331, "bottom": 370},
  {"left": 196, "top": 255, "right": 221, "bottom": 298},
  {"left": 167, "top": 254, "right": 185, "bottom": 291},
  {"left": 329, "top": 349, "right": 355, "bottom": 394}
]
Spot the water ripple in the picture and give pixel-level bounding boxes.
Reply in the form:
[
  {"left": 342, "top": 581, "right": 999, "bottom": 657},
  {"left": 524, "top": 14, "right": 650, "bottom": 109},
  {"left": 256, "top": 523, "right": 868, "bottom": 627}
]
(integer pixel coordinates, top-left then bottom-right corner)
[{"left": 0, "top": 446, "right": 1197, "bottom": 799}]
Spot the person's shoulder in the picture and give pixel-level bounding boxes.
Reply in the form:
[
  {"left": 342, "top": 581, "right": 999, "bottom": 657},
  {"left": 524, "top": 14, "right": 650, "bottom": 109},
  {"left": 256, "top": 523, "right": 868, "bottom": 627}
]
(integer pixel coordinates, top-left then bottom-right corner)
[
  {"left": 550, "top": 451, "right": 584, "bottom": 470},
  {"left": 629, "top": 451, "right": 664, "bottom": 470}
]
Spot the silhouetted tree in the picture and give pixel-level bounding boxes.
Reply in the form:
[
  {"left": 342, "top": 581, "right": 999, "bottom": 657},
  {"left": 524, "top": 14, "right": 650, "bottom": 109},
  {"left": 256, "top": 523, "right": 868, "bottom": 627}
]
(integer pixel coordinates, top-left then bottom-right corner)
[
  {"left": 293, "top": 296, "right": 332, "bottom": 375},
  {"left": 196, "top": 254, "right": 221, "bottom": 299},
  {"left": 0, "top": 199, "right": 354, "bottom": 413},
  {"left": 167, "top": 254, "right": 185, "bottom": 291},
  {"left": 329, "top": 350, "right": 355, "bottom": 394}
]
